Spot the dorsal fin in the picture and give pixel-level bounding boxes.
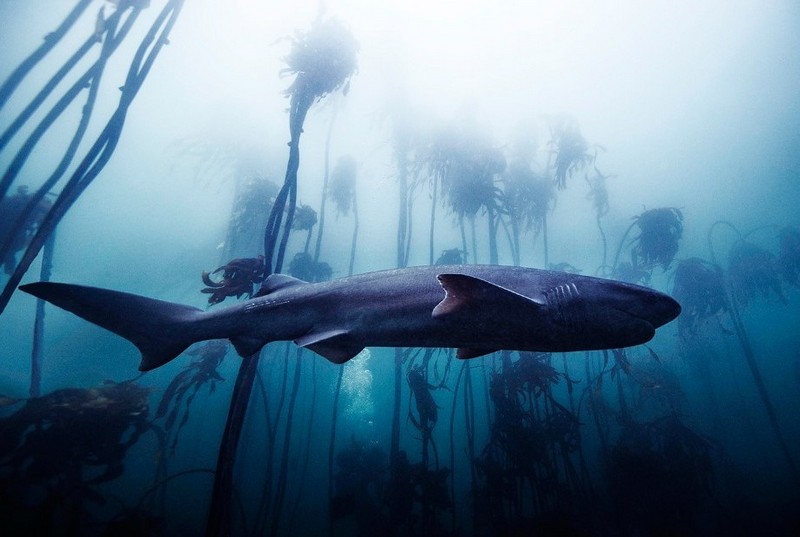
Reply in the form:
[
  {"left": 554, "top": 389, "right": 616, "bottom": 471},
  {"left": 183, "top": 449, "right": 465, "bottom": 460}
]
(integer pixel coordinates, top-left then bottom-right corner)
[
  {"left": 432, "top": 273, "right": 543, "bottom": 319},
  {"left": 254, "top": 274, "right": 307, "bottom": 297}
]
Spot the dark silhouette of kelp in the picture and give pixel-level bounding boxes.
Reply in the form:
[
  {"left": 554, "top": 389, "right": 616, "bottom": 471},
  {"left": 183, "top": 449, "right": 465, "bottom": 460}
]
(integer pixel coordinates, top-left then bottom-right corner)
[
  {"left": 206, "top": 15, "right": 357, "bottom": 536},
  {"left": 633, "top": 207, "right": 684, "bottom": 269},
  {"left": 331, "top": 438, "right": 388, "bottom": 533},
  {"left": 224, "top": 176, "right": 279, "bottom": 260},
  {"left": 0, "top": 187, "right": 55, "bottom": 397},
  {"left": 291, "top": 204, "right": 318, "bottom": 253},
  {"left": 474, "top": 351, "right": 590, "bottom": 535},
  {"left": 327, "top": 156, "right": 360, "bottom": 275},
  {"left": 0, "top": 186, "right": 52, "bottom": 275},
  {"left": 728, "top": 240, "right": 786, "bottom": 306},
  {"left": 0, "top": 0, "right": 185, "bottom": 315},
  {"left": 330, "top": 438, "right": 453, "bottom": 536},
  {"left": 418, "top": 119, "right": 506, "bottom": 264},
  {"left": 672, "top": 257, "right": 728, "bottom": 340},
  {"left": 288, "top": 252, "right": 332, "bottom": 282},
  {"left": 435, "top": 248, "right": 466, "bottom": 265},
  {"left": 328, "top": 155, "right": 358, "bottom": 217},
  {"left": 777, "top": 226, "right": 800, "bottom": 286},
  {"left": 406, "top": 359, "right": 445, "bottom": 471},
  {"left": 201, "top": 256, "right": 266, "bottom": 305},
  {"left": 155, "top": 341, "right": 228, "bottom": 454},
  {"left": 610, "top": 207, "right": 683, "bottom": 285},
  {"left": 0, "top": 381, "right": 155, "bottom": 534},
  {"left": 501, "top": 154, "right": 554, "bottom": 267},
  {"left": 323, "top": 155, "right": 362, "bottom": 528},
  {"left": 585, "top": 166, "right": 613, "bottom": 270},
  {"left": 608, "top": 415, "right": 715, "bottom": 535},
  {"left": 0, "top": 2, "right": 184, "bottom": 472},
  {"left": 0, "top": 1, "right": 93, "bottom": 109},
  {"left": 707, "top": 220, "right": 800, "bottom": 488},
  {"left": 547, "top": 115, "right": 595, "bottom": 190}
]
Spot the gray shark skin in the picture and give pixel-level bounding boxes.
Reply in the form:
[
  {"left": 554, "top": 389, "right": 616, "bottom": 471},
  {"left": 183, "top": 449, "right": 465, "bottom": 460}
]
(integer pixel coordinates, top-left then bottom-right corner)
[{"left": 19, "top": 264, "right": 680, "bottom": 372}]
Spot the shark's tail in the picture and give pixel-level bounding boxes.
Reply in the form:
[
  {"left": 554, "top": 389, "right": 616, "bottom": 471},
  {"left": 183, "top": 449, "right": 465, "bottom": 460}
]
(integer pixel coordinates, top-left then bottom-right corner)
[{"left": 20, "top": 282, "right": 207, "bottom": 372}]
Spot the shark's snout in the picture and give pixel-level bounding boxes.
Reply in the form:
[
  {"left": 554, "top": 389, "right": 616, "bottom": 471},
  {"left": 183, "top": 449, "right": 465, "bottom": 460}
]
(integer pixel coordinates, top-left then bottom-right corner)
[
  {"left": 647, "top": 293, "right": 681, "bottom": 328},
  {"left": 613, "top": 286, "right": 681, "bottom": 330}
]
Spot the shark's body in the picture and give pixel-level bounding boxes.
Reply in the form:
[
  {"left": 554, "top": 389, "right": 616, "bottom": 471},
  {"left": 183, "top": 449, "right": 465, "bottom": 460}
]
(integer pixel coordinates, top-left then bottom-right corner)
[{"left": 19, "top": 264, "right": 680, "bottom": 371}]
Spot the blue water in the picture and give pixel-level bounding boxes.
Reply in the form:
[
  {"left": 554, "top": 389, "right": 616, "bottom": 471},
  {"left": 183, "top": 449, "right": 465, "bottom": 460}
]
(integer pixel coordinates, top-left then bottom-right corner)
[{"left": 2, "top": 1, "right": 800, "bottom": 535}]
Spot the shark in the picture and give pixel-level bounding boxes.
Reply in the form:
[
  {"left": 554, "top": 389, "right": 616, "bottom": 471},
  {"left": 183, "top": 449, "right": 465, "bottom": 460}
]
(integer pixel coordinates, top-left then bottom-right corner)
[{"left": 19, "top": 264, "right": 680, "bottom": 371}]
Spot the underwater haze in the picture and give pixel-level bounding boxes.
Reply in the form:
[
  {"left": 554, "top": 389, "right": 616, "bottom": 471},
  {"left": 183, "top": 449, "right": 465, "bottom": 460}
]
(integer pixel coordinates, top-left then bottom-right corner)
[{"left": 1, "top": 0, "right": 800, "bottom": 535}]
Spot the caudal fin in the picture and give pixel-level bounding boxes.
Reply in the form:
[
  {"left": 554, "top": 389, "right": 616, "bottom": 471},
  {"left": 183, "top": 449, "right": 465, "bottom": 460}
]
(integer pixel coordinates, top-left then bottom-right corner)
[{"left": 20, "top": 282, "right": 206, "bottom": 371}]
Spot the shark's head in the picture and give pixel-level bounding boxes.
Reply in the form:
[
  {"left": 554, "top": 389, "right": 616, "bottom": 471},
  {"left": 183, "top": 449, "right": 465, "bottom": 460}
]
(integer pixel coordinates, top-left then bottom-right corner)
[
  {"left": 433, "top": 271, "right": 681, "bottom": 353},
  {"left": 539, "top": 277, "right": 681, "bottom": 350}
]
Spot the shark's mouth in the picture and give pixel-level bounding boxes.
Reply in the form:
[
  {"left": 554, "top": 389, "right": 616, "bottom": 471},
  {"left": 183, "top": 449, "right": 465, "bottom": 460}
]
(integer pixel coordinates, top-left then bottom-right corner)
[{"left": 612, "top": 307, "right": 657, "bottom": 345}]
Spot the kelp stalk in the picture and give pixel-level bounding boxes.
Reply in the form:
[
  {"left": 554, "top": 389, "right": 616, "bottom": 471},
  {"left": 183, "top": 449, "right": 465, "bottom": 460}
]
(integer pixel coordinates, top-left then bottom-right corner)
[
  {"left": 207, "top": 17, "right": 357, "bottom": 535},
  {"left": 708, "top": 220, "right": 800, "bottom": 488},
  {"left": 29, "top": 232, "right": 55, "bottom": 397},
  {"left": 0, "top": 0, "right": 93, "bottom": 109},
  {"left": 0, "top": 0, "right": 185, "bottom": 315},
  {"left": 313, "top": 106, "right": 339, "bottom": 263}
]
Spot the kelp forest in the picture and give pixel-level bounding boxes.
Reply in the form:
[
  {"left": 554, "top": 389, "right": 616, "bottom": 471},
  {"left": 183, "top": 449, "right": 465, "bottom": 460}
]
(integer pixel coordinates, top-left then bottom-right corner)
[{"left": 2, "top": 2, "right": 800, "bottom": 536}]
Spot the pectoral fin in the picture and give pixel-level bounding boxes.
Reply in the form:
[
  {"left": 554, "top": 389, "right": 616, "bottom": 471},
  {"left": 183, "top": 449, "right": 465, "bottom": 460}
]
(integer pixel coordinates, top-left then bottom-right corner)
[
  {"left": 432, "top": 273, "right": 544, "bottom": 319},
  {"left": 295, "top": 329, "right": 363, "bottom": 364}
]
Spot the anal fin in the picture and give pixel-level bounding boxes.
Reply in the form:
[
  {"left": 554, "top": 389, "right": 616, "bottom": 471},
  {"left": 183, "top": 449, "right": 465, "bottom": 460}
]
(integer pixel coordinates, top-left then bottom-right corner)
[
  {"left": 295, "top": 329, "right": 363, "bottom": 364},
  {"left": 230, "top": 335, "right": 268, "bottom": 357},
  {"left": 457, "top": 347, "right": 497, "bottom": 360}
]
